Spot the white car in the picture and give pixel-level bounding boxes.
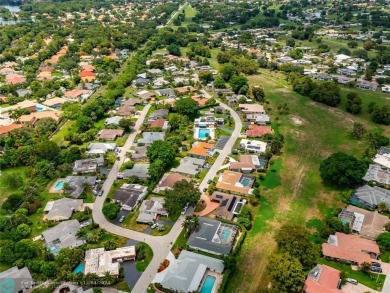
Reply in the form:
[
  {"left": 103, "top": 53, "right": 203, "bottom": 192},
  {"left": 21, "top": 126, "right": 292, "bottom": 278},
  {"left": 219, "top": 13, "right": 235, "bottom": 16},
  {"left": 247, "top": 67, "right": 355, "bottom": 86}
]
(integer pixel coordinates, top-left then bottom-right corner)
[
  {"left": 346, "top": 278, "right": 358, "bottom": 285},
  {"left": 151, "top": 223, "right": 159, "bottom": 229}
]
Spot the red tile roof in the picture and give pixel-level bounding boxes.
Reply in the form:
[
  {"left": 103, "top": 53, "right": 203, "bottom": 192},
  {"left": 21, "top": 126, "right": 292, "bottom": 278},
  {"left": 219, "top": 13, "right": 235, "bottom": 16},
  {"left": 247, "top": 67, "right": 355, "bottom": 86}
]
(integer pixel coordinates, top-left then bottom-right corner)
[
  {"left": 159, "top": 173, "right": 191, "bottom": 189},
  {"left": 303, "top": 265, "right": 344, "bottom": 293},
  {"left": 0, "top": 124, "right": 22, "bottom": 136},
  {"left": 79, "top": 70, "right": 96, "bottom": 77},
  {"left": 246, "top": 125, "right": 273, "bottom": 137},
  {"left": 322, "top": 232, "right": 380, "bottom": 265},
  {"left": 147, "top": 119, "right": 166, "bottom": 129}
]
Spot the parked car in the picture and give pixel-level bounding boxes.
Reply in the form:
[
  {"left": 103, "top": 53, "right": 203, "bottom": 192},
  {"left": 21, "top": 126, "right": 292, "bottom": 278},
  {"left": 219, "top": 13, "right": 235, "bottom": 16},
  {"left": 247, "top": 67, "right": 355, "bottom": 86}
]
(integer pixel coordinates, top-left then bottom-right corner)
[
  {"left": 119, "top": 216, "right": 125, "bottom": 223},
  {"left": 92, "top": 189, "right": 98, "bottom": 195},
  {"left": 151, "top": 223, "right": 159, "bottom": 229},
  {"left": 117, "top": 173, "right": 124, "bottom": 179},
  {"left": 346, "top": 278, "right": 358, "bottom": 285},
  {"left": 207, "top": 179, "right": 212, "bottom": 184},
  {"left": 98, "top": 190, "right": 104, "bottom": 196},
  {"left": 203, "top": 187, "right": 207, "bottom": 192},
  {"left": 371, "top": 267, "right": 382, "bottom": 273},
  {"left": 181, "top": 204, "right": 188, "bottom": 215},
  {"left": 371, "top": 262, "right": 381, "bottom": 267}
]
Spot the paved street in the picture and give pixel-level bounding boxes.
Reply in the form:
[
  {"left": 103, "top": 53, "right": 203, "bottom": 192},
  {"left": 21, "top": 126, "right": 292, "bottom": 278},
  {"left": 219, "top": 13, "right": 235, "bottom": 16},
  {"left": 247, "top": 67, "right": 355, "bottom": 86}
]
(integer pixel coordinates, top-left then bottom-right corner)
[{"left": 92, "top": 99, "right": 242, "bottom": 292}]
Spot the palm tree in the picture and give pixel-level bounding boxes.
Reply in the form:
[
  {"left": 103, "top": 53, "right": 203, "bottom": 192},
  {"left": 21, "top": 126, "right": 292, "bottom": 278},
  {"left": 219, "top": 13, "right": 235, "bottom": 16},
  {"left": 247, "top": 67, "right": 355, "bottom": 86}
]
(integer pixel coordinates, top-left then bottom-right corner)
[{"left": 182, "top": 215, "right": 200, "bottom": 236}]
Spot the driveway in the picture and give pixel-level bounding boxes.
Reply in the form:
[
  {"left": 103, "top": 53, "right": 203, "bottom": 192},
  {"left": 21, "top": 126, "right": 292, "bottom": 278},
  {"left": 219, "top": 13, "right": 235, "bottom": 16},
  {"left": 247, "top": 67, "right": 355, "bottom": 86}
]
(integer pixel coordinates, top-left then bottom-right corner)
[
  {"left": 122, "top": 239, "right": 142, "bottom": 290},
  {"left": 112, "top": 209, "right": 130, "bottom": 226},
  {"left": 342, "top": 282, "right": 380, "bottom": 293}
]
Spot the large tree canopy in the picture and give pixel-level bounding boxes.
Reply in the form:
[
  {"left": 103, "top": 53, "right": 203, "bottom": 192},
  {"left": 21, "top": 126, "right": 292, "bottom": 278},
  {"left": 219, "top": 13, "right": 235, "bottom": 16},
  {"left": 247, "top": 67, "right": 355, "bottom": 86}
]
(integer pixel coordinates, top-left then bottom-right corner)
[
  {"left": 319, "top": 152, "right": 367, "bottom": 187},
  {"left": 174, "top": 98, "right": 199, "bottom": 119},
  {"left": 164, "top": 180, "right": 200, "bottom": 214}
]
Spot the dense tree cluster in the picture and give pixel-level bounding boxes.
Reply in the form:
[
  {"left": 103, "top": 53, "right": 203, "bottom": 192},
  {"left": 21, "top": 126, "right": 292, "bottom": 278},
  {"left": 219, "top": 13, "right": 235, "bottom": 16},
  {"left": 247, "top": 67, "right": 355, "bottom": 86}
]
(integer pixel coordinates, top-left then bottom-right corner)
[
  {"left": 164, "top": 180, "right": 201, "bottom": 214},
  {"left": 319, "top": 152, "right": 367, "bottom": 188}
]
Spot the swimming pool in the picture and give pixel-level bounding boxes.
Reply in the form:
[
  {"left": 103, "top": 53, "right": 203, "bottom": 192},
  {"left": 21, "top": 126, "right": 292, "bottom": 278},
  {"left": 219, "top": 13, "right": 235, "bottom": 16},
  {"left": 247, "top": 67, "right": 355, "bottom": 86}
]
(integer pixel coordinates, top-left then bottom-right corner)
[
  {"left": 200, "top": 275, "right": 216, "bottom": 293},
  {"left": 36, "top": 105, "right": 44, "bottom": 111},
  {"left": 73, "top": 263, "right": 84, "bottom": 274},
  {"left": 241, "top": 177, "right": 251, "bottom": 187},
  {"left": 198, "top": 129, "right": 211, "bottom": 139},
  {"left": 54, "top": 180, "right": 64, "bottom": 190},
  {"left": 220, "top": 229, "right": 231, "bottom": 242}
]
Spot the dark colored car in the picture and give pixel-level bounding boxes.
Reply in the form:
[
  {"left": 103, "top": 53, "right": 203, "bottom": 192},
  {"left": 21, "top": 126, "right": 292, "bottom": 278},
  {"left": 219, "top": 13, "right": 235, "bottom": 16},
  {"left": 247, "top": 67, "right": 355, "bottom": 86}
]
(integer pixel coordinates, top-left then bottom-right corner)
[
  {"left": 98, "top": 190, "right": 104, "bottom": 196},
  {"left": 371, "top": 267, "right": 382, "bottom": 273},
  {"left": 203, "top": 188, "right": 207, "bottom": 192},
  {"left": 371, "top": 262, "right": 381, "bottom": 268},
  {"left": 207, "top": 179, "right": 212, "bottom": 184}
]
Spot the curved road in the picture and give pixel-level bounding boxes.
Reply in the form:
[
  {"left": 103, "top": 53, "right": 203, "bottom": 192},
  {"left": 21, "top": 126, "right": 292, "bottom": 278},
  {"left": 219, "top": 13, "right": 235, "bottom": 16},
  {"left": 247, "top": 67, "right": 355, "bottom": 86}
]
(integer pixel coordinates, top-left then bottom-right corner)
[{"left": 92, "top": 101, "right": 242, "bottom": 292}]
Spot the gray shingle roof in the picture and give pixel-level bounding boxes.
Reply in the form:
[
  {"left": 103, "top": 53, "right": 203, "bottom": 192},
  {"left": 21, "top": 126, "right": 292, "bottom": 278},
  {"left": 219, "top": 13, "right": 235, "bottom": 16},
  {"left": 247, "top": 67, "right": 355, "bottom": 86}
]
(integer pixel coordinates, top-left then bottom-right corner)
[
  {"left": 352, "top": 184, "right": 390, "bottom": 210},
  {"left": 187, "top": 218, "right": 235, "bottom": 255},
  {"left": 0, "top": 267, "right": 34, "bottom": 292},
  {"left": 161, "top": 250, "right": 224, "bottom": 293},
  {"left": 45, "top": 198, "right": 83, "bottom": 220},
  {"left": 123, "top": 164, "right": 150, "bottom": 179},
  {"left": 42, "top": 219, "right": 84, "bottom": 250}
]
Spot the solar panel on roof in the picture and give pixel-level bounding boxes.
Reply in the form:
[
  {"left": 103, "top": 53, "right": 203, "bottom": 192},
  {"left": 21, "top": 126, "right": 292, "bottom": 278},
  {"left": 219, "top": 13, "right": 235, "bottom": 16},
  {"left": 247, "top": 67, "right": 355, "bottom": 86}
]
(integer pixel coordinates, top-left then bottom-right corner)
[
  {"left": 227, "top": 196, "right": 237, "bottom": 212},
  {"left": 220, "top": 199, "right": 228, "bottom": 207}
]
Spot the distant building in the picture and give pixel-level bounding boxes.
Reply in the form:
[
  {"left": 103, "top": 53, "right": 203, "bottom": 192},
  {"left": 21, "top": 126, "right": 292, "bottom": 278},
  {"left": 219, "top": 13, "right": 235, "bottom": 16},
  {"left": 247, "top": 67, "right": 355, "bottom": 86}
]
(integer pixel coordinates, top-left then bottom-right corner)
[
  {"left": 73, "top": 158, "right": 104, "bottom": 174},
  {"left": 363, "top": 164, "right": 390, "bottom": 187}
]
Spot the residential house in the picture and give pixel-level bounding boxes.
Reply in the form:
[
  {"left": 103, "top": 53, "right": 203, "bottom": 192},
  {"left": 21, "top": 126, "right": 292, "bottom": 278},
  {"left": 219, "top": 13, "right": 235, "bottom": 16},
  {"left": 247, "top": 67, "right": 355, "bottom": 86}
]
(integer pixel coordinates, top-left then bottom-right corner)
[
  {"left": 240, "top": 139, "right": 267, "bottom": 153},
  {"left": 382, "top": 85, "right": 390, "bottom": 94},
  {"left": 79, "top": 70, "right": 96, "bottom": 82},
  {"left": 373, "top": 151, "right": 390, "bottom": 169},
  {"left": 123, "top": 164, "right": 150, "bottom": 179},
  {"left": 64, "top": 89, "right": 92, "bottom": 101},
  {"left": 42, "top": 97, "right": 68, "bottom": 109},
  {"left": 63, "top": 176, "right": 97, "bottom": 198},
  {"left": 154, "top": 173, "right": 191, "bottom": 193},
  {"left": 322, "top": 232, "right": 380, "bottom": 265},
  {"left": 130, "top": 146, "right": 148, "bottom": 162},
  {"left": 73, "top": 158, "right": 104, "bottom": 174},
  {"left": 189, "top": 142, "right": 215, "bottom": 159},
  {"left": 161, "top": 250, "right": 224, "bottom": 293},
  {"left": 44, "top": 198, "right": 83, "bottom": 221},
  {"left": 187, "top": 217, "right": 238, "bottom": 255},
  {"left": 351, "top": 184, "right": 390, "bottom": 211},
  {"left": 171, "top": 157, "right": 206, "bottom": 177},
  {"left": 239, "top": 104, "right": 265, "bottom": 114},
  {"left": 112, "top": 183, "right": 147, "bottom": 211},
  {"left": 146, "top": 119, "right": 169, "bottom": 131},
  {"left": 363, "top": 164, "right": 390, "bottom": 187},
  {"left": 338, "top": 205, "right": 388, "bottom": 240},
  {"left": 0, "top": 267, "right": 35, "bottom": 292},
  {"left": 313, "top": 73, "right": 333, "bottom": 81},
  {"left": 137, "top": 132, "right": 165, "bottom": 145},
  {"left": 337, "top": 75, "right": 355, "bottom": 85},
  {"left": 229, "top": 155, "right": 264, "bottom": 173},
  {"left": 18, "top": 110, "right": 62, "bottom": 127},
  {"left": 216, "top": 170, "right": 254, "bottom": 195},
  {"left": 98, "top": 129, "right": 124, "bottom": 141},
  {"left": 117, "top": 99, "right": 139, "bottom": 118},
  {"left": 86, "top": 143, "right": 116, "bottom": 155},
  {"left": 149, "top": 108, "right": 169, "bottom": 120},
  {"left": 137, "top": 90, "right": 156, "bottom": 101},
  {"left": 132, "top": 77, "right": 150, "bottom": 87},
  {"left": 303, "top": 265, "right": 344, "bottom": 293},
  {"left": 245, "top": 113, "right": 270, "bottom": 124},
  {"left": 210, "top": 192, "right": 244, "bottom": 220},
  {"left": 84, "top": 247, "right": 136, "bottom": 276},
  {"left": 136, "top": 197, "right": 169, "bottom": 223},
  {"left": 42, "top": 220, "right": 85, "bottom": 253},
  {"left": 0, "top": 123, "right": 22, "bottom": 137},
  {"left": 156, "top": 88, "right": 176, "bottom": 98},
  {"left": 356, "top": 80, "right": 378, "bottom": 91},
  {"left": 104, "top": 116, "right": 122, "bottom": 126},
  {"left": 245, "top": 125, "right": 273, "bottom": 137},
  {"left": 16, "top": 89, "right": 31, "bottom": 98}
]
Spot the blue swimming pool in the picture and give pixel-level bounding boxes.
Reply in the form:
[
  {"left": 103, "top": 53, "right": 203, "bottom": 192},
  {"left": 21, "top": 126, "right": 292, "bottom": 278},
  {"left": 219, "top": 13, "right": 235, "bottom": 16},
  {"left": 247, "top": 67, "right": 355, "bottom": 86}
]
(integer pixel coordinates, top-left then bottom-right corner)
[
  {"left": 54, "top": 180, "right": 64, "bottom": 190},
  {"left": 198, "top": 129, "right": 210, "bottom": 139},
  {"left": 73, "top": 263, "right": 84, "bottom": 274},
  {"left": 220, "top": 229, "right": 231, "bottom": 242},
  {"left": 241, "top": 177, "right": 251, "bottom": 187},
  {"left": 201, "top": 275, "right": 216, "bottom": 293},
  {"left": 36, "top": 105, "right": 44, "bottom": 111}
]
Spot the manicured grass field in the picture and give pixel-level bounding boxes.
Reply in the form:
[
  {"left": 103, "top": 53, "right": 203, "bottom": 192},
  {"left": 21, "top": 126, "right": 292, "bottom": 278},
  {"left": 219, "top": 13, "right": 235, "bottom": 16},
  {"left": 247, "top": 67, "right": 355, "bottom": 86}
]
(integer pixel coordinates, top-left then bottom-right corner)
[
  {"left": 225, "top": 68, "right": 387, "bottom": 292},
  {"left": 51, "top": 120, "right": 76, "bottom": 145},
  {"left": 169, "top": 3, "right": 197, "bottom": 29}
]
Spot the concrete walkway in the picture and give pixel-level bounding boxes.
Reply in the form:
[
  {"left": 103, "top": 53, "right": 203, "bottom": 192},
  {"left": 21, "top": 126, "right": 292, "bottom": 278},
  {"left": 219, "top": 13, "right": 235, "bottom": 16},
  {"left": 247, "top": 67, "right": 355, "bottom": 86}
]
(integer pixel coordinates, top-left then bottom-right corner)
[{"left": 194, "top": 193, "right": 219, "bottom": 217}]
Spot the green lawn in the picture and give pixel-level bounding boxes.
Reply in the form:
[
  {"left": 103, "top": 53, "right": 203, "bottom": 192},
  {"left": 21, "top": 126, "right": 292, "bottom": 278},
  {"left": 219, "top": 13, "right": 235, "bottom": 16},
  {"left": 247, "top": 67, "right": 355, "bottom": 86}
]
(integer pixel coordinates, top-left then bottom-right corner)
[
  {"left": 150, "top": 225, "right": 172, "bottom": 236},
  {"left": 169, "top": 3, "right": 197, "bottom": 29},
  {"left": 51, "top": 120, "right": 76, "bottom": 145},
  {"left": 225, "top": 68, "right": 385, "bottom": 292},
  {"left": 116, "top": 134, "right": 129, "bottom": 147},
  {"left": 318, "top": 258, "right": 385, "bottom": 291},
  {"left": 135, "top": 242, "right": 153, "bottom": 272},
  {"left": 172, "top": 229, "right": 187, "bottom": 253}
]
